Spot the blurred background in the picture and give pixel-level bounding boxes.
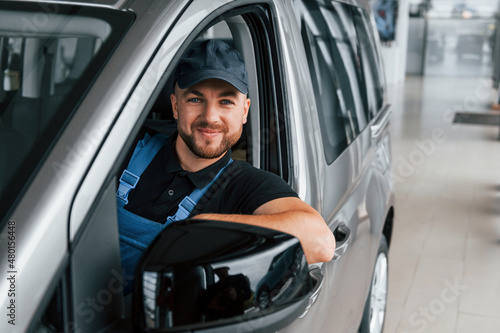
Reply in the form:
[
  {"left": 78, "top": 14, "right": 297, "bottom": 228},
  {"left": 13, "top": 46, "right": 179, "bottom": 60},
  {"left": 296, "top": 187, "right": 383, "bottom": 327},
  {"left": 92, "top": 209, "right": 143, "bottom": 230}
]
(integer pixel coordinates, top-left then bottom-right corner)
[
  {"left": 370, "top": 1, "right": 500, "bottom": 332},
  {"left": 371, "top": 0, "right": 500, "bottom": 83}
]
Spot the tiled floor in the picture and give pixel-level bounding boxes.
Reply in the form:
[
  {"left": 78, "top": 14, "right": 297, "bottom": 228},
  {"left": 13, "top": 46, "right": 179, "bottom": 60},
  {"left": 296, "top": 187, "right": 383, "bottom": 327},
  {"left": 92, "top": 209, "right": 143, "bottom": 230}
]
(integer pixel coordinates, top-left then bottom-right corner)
[{"left": 383, "top": 76, "right": 500, "bottom": 333}]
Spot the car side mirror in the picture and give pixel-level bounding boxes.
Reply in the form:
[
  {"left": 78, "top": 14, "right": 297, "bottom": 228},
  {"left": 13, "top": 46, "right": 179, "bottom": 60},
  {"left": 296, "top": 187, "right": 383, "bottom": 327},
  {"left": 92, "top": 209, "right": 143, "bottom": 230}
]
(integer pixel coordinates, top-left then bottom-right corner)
[{"left": 132, "top": 220, "right": 314, "bottom": 332}]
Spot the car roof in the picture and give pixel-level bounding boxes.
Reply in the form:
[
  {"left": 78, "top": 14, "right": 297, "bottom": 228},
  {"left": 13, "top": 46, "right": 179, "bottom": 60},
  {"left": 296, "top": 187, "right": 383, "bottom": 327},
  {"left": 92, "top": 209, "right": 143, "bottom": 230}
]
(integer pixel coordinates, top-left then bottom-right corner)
[
  {"left": 16, "top": 0, "right": 373, "bottom": 11},
  {"left": 13, "top": 0, "right": 132, "bottom": 10}
]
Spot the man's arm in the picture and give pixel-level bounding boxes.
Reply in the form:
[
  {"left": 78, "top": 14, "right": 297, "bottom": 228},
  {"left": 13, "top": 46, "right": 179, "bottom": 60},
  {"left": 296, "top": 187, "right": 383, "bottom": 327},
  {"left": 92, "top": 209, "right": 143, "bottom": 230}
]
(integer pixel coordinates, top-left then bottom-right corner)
[{"left": 194, "top": 197, "right": 336, "bottom": 264}]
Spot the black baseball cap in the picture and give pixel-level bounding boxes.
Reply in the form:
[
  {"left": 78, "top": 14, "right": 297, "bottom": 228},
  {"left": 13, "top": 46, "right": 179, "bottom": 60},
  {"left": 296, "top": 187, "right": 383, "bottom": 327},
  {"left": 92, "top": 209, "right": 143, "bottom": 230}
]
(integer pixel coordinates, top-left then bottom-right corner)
[{"left": 173, "top": 39, "right": 249, "bottom": 94}]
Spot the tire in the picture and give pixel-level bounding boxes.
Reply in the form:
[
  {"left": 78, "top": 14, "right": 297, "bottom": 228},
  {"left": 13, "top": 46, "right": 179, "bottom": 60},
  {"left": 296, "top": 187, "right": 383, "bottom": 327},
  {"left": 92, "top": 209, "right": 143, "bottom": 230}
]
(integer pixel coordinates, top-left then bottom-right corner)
[{"left": 359, "top": 235, "right": 388, "bottom": 333}]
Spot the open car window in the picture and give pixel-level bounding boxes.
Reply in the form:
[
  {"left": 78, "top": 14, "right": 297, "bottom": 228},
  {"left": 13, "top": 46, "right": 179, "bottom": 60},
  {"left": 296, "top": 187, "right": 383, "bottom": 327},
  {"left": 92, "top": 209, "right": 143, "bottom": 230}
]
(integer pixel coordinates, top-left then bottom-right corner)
[{"left": 139, "top": 8, "right": 288, "bottom": 179}]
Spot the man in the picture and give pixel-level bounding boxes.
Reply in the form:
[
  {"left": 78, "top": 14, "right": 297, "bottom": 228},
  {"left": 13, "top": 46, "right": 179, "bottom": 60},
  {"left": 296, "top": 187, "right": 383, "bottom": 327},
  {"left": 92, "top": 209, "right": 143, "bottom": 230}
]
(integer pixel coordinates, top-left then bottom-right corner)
[{"left": 117, "top": 40, "right": 335, "bottom": 288}]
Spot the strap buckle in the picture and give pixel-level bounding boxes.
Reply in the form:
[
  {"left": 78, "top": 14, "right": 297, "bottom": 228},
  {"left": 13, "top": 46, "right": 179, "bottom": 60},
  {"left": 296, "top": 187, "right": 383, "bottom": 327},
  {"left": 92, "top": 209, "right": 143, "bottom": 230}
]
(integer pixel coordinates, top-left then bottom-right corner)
[
  {"left": 116, "top": 170, "right": 140, "bottom": 203},
  {"left": 171, "top": 196, "right": 197, "bottom": 221}
]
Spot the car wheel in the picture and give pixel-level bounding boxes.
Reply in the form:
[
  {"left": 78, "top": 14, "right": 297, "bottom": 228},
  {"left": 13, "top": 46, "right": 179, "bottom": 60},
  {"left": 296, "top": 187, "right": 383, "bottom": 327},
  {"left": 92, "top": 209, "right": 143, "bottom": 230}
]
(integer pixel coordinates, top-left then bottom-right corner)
[{"left": 359, "top": 235, "right": 388, "bottom": 333}]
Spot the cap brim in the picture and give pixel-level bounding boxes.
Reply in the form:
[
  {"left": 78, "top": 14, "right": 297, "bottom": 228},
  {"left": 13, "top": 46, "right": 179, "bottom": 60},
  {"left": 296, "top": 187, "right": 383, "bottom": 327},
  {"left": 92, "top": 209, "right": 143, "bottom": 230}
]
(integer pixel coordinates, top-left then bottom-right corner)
[{"left": 177, "top": 69, "right": 248, "bottom": 95}]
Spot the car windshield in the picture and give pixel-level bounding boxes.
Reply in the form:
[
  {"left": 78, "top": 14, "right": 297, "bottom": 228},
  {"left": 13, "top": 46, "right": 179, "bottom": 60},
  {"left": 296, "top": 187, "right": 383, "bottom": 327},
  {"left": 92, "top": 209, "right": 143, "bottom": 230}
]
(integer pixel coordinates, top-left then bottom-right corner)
[{"left": 0, "top": 2, "right": 133, "bottom": 220}]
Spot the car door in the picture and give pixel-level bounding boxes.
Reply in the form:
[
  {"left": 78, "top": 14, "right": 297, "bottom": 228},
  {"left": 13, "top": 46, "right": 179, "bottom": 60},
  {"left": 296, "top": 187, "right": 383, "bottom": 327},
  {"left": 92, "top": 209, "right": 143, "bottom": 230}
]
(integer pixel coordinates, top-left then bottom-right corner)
[{"left": 279, "top": 1, "right": 391, "bottom": 332}]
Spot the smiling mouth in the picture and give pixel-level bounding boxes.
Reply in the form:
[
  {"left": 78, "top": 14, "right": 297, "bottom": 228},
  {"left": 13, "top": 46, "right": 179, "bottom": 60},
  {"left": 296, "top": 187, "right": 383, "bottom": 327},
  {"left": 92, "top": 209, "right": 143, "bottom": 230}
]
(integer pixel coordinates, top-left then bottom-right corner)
[{"left": 196, "top": 128, "right": 222, "bottom": 138}]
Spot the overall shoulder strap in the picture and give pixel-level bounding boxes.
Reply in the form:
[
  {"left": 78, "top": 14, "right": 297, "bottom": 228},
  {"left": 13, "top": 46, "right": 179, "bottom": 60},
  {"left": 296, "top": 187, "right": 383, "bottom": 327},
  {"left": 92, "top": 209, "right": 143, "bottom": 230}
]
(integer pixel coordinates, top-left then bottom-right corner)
[
  {"left": 116, "top": 133, "right": 168, "bottom": 204},
  {"left": 165, "top": 159, "right": 233, "bottom": 226}
]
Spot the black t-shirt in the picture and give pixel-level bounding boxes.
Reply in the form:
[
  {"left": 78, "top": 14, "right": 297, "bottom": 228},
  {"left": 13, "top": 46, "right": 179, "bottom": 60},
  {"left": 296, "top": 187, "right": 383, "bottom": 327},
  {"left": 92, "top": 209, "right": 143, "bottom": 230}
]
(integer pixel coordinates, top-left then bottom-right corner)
[{"left": 124, "top": 133, "right": 298, "bottom": 223}]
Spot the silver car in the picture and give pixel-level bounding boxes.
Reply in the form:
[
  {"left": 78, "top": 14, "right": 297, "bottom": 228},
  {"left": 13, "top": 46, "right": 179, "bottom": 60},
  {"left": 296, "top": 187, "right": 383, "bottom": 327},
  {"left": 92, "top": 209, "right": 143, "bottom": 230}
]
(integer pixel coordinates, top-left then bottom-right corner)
[{"left": 0, "top": 0, "right": 394, "bottom": 332}]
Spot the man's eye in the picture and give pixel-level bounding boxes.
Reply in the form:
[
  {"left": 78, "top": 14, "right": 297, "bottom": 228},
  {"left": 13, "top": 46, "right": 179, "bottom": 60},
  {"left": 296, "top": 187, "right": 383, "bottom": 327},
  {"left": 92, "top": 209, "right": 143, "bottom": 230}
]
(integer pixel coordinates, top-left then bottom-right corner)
[
  {"left": 188, "top": 98, "right": 200, "bottom": 103},
  {"left": 221, "top": 99, "right": 234, "bottom": 105}
]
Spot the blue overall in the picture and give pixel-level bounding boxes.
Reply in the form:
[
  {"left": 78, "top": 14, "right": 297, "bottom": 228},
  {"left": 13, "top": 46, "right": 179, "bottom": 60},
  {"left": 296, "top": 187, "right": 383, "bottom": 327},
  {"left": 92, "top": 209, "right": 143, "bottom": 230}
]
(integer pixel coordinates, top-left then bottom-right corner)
[{"left": 116, "top": 133, "right": 232, "bottom": 294}]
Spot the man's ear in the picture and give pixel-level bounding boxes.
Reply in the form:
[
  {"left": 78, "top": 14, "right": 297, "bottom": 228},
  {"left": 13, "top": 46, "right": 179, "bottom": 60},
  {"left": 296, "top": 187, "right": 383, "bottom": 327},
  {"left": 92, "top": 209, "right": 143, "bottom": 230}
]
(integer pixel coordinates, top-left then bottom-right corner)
[
  {"left": 171, "top": 93, "right": 178, "bottom": 120},
  {"left": 243, "top": 97, "right": 251, "bottom": 124}
]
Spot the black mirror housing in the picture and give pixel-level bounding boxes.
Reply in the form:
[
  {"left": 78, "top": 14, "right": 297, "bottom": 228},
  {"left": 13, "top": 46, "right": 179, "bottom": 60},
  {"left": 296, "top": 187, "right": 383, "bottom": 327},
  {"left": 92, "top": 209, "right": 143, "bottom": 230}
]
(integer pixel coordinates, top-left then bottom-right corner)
[{"left": 132, "top": 219, "right": 313, "bottom": 333}]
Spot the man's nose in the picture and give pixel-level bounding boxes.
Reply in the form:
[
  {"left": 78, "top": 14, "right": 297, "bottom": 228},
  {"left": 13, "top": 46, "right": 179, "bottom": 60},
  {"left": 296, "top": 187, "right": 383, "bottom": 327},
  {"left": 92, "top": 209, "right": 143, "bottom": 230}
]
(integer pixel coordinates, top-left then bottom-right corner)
[{"left": 201, "top": 102, "right": 220, "bottom": 123}]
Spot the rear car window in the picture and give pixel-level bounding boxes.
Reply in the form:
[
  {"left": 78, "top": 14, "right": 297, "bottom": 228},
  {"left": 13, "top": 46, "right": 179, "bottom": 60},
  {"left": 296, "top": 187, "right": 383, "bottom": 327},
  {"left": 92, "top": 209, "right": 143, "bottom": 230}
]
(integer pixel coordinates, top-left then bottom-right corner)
[
  {"left": 351, "top": 7, "right": 384, "bottom": 118},
  {"left": 293, "top": 0, "right": 370, "bottom": 164},
  {"left": 0, "top": 2, "right": 133, "bottom": 220}
]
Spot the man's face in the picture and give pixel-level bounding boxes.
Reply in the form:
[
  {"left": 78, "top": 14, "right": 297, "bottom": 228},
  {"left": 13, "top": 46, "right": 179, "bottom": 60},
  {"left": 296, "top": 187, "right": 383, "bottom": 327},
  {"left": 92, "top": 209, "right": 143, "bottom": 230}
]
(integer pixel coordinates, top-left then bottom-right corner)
[{"left": 171, "top": 79, "right": 250, "bottom": 160}]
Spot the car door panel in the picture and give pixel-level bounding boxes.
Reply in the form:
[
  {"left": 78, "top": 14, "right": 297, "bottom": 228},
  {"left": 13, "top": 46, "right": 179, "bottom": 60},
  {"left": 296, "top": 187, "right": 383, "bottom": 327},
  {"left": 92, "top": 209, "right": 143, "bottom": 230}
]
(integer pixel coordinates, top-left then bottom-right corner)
[{"left": 278, "top": 1, "right": 388, "bottom": 332}]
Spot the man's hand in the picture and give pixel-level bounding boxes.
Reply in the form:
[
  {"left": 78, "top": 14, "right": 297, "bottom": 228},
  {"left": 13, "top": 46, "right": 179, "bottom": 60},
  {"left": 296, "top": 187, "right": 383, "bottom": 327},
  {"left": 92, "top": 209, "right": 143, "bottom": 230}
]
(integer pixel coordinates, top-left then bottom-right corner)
[{"left": 194, "top": 197, "right": 336, "bottom": 264}]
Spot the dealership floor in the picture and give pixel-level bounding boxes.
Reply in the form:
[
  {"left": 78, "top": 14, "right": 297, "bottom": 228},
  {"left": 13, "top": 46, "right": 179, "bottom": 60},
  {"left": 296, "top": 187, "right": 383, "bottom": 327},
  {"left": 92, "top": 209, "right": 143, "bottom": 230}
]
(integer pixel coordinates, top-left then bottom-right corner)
[{"left": 383, "top": 76, "right": 500, "bottom": 333}]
